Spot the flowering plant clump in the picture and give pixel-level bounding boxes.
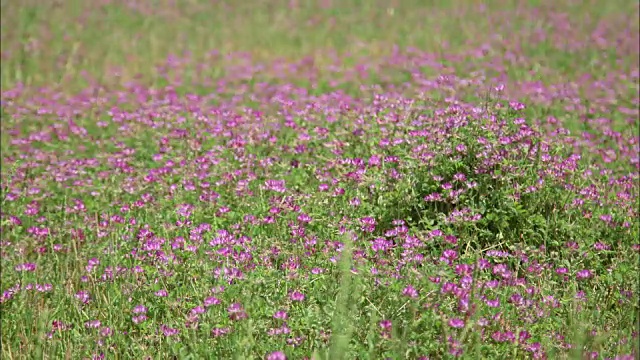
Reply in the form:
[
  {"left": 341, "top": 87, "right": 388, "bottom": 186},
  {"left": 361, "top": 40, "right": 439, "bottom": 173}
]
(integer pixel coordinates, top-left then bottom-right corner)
[{"left": 1, "top": 1, "right": 638, "bottom": 359}]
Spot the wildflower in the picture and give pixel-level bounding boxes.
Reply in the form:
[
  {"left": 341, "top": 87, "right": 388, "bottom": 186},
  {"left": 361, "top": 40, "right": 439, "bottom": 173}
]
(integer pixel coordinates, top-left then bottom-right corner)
[
  {"left": 160, "top": 324, "right": 180, "bottom": 337},
  {"left": 440, "top": 249, "right": 458, "bottom": 265},
  {"left": 449, "top": 318, "right": 465, "bottom": 328},
  {"left": 132, "top": 315, "right": 147, "bottom": 324},
  {"left": 190, "top": 306, "right": 205, "bottom": 316},
  {"left": 290, "top": 291, "right": 305, "bottom": 302},
  {"left": 360, "top": 216, "right": 376, "bottom": 233},
  {"left": 84, "top": 320, "right": 101, "bottom": 329},
  {"left": 209, "top": 285, "right": 225, "bottom": 294},
  {"left": 14, "top": 263, "right": 36, "bottom": 272},
  {"left": 430, "top": 229, "right": 443, "bottom": 237},
  {"left": 492, "top": 331, "right": 515, "bottom": 342},
  {"left": 75, "top": 290, "right": 91, "bottom": 304},
  {"left": 599, "top": 214, "right": 613, "bottom": 223},
  {"left": 86, "top": 258, "right": 100, "bottom": 272},
  {"left": 379, "top": 319, "right": 392, "bottom": 331},
  {"left": 519, "top": 330, "right": 531, "bottom": 342},
  {"left": 228, "top": 303, "right": 248, "bottom": 321},
  {"left": 576, "top": 269, "right": 593, "bottom": 280},
  {"left": 35, "top": 283, "right": 52, "bottom": 292},
  {"left": 485, "top": 298, "right": 500, "bottom": 308},
  {"left": 266, "top": 351, "right": 287, "bottom": 360},
  {"left": 100, "top": 327, "right": 112, "bottom": 337},
  {"left": 132, "top": 304, "right": 148, "bottom": 314},
  {"left": 402, "top": 285, "right": 419, "bottom": 298},
  {"left": 273, "top": 310, "right": 288, "bottom": 320},
  {"left": 204, "top": 296, "right": 220, "bottom": 307},
  {"left": 264, "top": 179, "right": 287, "bottom": 193},
  {"left": 211, "top": 327, "right": 231, "bottom": 337}
]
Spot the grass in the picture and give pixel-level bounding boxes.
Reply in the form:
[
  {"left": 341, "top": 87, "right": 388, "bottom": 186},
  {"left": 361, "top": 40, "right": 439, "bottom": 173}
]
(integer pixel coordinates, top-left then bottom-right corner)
[{"left": 1, "top": 0, "right": 639, "bottom": 359}]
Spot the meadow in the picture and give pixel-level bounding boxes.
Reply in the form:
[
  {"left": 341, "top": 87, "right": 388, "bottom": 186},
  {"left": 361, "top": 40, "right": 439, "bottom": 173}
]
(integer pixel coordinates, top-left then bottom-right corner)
[{"left": 0, "top": 0, "right": 638, "bottom": 359}]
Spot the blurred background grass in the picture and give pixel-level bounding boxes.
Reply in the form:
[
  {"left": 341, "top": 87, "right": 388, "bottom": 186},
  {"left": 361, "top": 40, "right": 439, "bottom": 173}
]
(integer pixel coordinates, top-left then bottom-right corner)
[{"left": 1, "top": 0, "right": 638, "bottom": 91}]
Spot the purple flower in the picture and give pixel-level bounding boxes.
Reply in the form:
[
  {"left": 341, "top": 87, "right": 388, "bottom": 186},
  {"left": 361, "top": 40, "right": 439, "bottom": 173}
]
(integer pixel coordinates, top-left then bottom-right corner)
[
  {"left": 86, "top": 258, "right": 100, "bottom": 272},
  {"left": 485, "top": 299, "right": 500, "bottom": 308},
  {"left": 51, "top": 320, "right": 73, "bottom": 332},
  {"left": 440, "top": 249, "right": 458, "bottom": 265},
  {"left": 266, "top": 351, "right": 287, "bottom": 360},
  {"left": 453, "top": 173, "right": 467, "bottom": 182},
  {"left": 360, "top": 216, "right": 376, "bottom": 225},
  {"left": 204, "top": 296, "right": 220, "bottom": 307},
  {"left": 14, "top": 263, "right": 36, "bottom": 272},
  {"left": 75, "top": 290, "right": 91, "bottom": 304},
  {"left": 519, "top": 331, "right": 531, "bottom": 342},
  {"left": 228, "top": 302, "right": 243, "bottom": 313},
  {"left": 132, "top": 315, "right": 148, "bottom": 324},
  {"left": 576, "top": 269, "right": 593, "bottom": 280},
  {"left": 35, "top": 283, "right": 53, "bottom": 292},
  {"left": 190, "top": 306, "right": 205, "bottom": 315},
  {"left": 132, "top": 304, "right": 148, "bottom": 314},
  {"left": 273, "top": 310, "right": 288, "bottom": 320},
  {"left": 593, "top": 242, "right": 610, "bottom": 251},
  {"left": 268, "top": 323, "right": 291, "bottom": 336},
  {"left": 565, "top": 242, "right": 579, "bottom": 250},
  {"left": 379, "top": 319, "right": 392, "bottom": 331},
  {"left": 210, "top": 285, "right": 225, "bottom": 294},
  {"left": 211, "top": 327, "right": 231, "bottom": 337},
  {"left": 228, "top": 303, "right": 248, "bottom": 321},
  {"left": 424, "top": 192, "right": 443, "bottom": 202},
  {"left": 449, "top": 318, "right": 465, "bottom": 329},
  {"left": 264, "top": 179, "right": 287, "bottom": 193},
  {"left": 84, "top": 320, "right": 101, "bottom": 329},
  {"left": 290, "top": 291, "right": 305, "bottom": 302},
  {"left": 491, "top": 331, "right": 516, "bottom": 343},
  {"left": 509, "top": 101, "right": 525, "bottom": 111},
  {"left": 160, "top": 324, "right": 180, "bottom": 337},
  {"left": 402, "top": 285, "right": 419, "bottom": 298},
  {"left": 100, "top": 327, "right": 112, "bottom": 337},
  {"left": 599, "top": 214, "right": 613, "bottom": 223}
]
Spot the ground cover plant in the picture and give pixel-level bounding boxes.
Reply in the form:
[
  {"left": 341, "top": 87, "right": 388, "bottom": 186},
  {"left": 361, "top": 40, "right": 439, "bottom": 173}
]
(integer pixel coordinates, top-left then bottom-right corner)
[{"left": 1, "top": 0, "right": 639, "bottom": 359}]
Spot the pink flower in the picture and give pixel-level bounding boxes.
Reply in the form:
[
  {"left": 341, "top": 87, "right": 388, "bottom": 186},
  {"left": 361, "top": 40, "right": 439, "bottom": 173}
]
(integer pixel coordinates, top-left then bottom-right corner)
[
  {"left": 449, "top": 318, "right": 465, "bottom": 328},
  {"left": 266, "top": 351, "right": 287, "bottom": 360},
  {"left": 402, "top": 285, "right": 419, "bottom": 298},
  {"left": 290, "top": 291, "right": 305, "bottom": 302},
  {"left": 576, "top": 269, "right": 593, "bottom": 280}
]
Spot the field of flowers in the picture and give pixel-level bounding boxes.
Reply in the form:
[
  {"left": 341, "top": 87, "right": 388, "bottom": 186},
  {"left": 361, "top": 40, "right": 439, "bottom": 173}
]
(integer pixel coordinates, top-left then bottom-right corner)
[{"left": 1, "top": 1, "right": 638, "bottom": 359}]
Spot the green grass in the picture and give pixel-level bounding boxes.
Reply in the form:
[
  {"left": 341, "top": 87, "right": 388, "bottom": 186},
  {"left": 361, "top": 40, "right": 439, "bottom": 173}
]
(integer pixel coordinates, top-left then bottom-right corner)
[{"left": 1, "top": 0, "right": 639, "bottom": 359}]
